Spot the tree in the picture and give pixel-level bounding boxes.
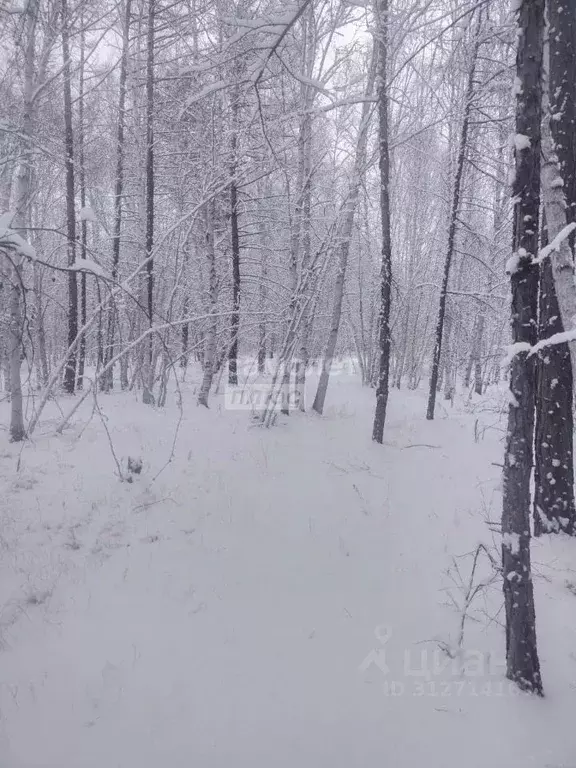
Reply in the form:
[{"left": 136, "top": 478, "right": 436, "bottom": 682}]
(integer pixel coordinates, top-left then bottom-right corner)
[
  {"left": 103, "top": 0, "right": 133, "bottom": 392},
  {"left": 426, "top": 12, "right": 482, "bottom": 421},
  {"left": 62, "top": 0, "right": 78, "bottom": 395},
  {"left": 533, "top": 0, "right": 576, "bottom": 537},
  {"left": 142, "top": 0, "right": 156, "bottom": 405},
  {"left": 228, "top": 82, "right": 241, "bottom": 387},
  {"left": 4, "top": 0, "right": 41, "bottom": 441},
  {"left": 76, "top": 17, "right": 88, "bottom": 390},
  {"left": 312, "top": 46, "right": 376, "bottom": 415},
  {"left": 371, "top": 0, "right": 392, "bottom": 444},
  {"left": 501, "top": 0, "right": 544, "bottom": 696}
]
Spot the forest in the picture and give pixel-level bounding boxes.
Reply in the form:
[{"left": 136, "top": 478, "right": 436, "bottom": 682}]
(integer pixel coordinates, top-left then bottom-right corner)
[{"left": 1, "top": 0, "right": 576, "bottom": 765}]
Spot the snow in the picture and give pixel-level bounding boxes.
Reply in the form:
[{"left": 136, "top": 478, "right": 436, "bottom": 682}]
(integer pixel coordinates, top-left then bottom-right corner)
[
  {"left": 505, "top": 253, "right": 521, "bottom": 274},
  {"left": 72, "top": 258, "right": 107, "bottom": 277},
  {"left": 503, "top": 341, "right": 532, "bottom": 364},
  {"left": 0, "top": 370, "right": 575, "bottom": 767},
  {"left": 505, "top": 247, "right": 528, "bottom": 275},
  {"left": 531, "top": 328, "right": 576, "bottom": 356},
  {"left": 182, "top": 80, "right": 228, "bottom": 110},
  {"left": 79, "top": 206, "right": 97, "bottom": 223},
  {"left": 0, "top": 210, "right": 14, "bottom": 233},
  {"left": 513, "top": 133, "right": 531, "bottom": 151},
  {"left": 534, "top": 222, "right": 576, "bottom": 264},
  {"left": 0, "top": 211, "right": 36, "bottom": 259},
  {"left": 502, "top": 532, "right": 520, "bottom": 555}
]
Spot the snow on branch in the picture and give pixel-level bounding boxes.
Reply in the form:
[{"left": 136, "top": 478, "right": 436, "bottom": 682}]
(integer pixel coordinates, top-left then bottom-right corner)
[
  {"left": 71, "top": 258, "right": 107, "bottom": 277},
  {"left": 533, "top": 222, "right": 576, "bottom": 264},
  {"left": 0, "top": 211, "right": 36, "bottom": 259},
  {"left": 503, "top": 342, "right": 531, "bottom": 366},
  {"left": 504, "top": 329, "right": 576, "bottom": 364},
  {"left": 79, "top": 206, "right": 97, "bottom": 223}
]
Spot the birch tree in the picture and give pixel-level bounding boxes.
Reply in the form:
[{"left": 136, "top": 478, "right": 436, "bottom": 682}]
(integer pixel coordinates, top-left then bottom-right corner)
[
  {"left": 5, "top": 0, "right": 40, "bottom": 440},
  {"left": 534, "top": 0, "right": 576, "bottom": 537}
]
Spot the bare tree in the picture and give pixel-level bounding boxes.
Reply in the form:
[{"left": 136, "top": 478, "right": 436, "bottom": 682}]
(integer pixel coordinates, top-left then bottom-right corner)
[
  {"left": 62, "top": 0, "right": 78, "bottom": 395},
  {"left": 142, "top": 0, "right": 155, "bottom": 405},
  {"left": 501, "top": 0, "right": 544, "bottom": 696},
  {"left": 313, "top": 47, "right": 376, "bottom": 416},
  {"left": 534, "top": 0, "right": 576, "bottom": 537},
  {"left": 426, "top": 13, "right": 482, "bottom": 421},
  {"left": 371, "top": 0, "right": 393, "bottom": 444}
]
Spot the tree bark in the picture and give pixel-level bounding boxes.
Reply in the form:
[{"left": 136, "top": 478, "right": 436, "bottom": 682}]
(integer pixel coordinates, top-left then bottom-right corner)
[
  {"left": 228, "top": 84, "right": 241, "bottom": 386},
  {"left": 501, "top": 0, "right": 544, "bottom": 696},
  {"left": 197, "top": 202, "right": 218, "bottom": 407},
  {"left": 257, "top": 187, "right": 270, "bottom": 375},
  {"left": 62, "top": 0, "right": 78, "bottom": 395},
  {"left": 371, "top": 0, "right": 393, "bottom": 444},
  {"left": 534, "top": 0, "right": 576, "bottom": 536},
  {"left": 313, "top": 47, "right": 376, "bottom": 415},
  {"left": 426, "top": 18, "right": 481, "bottom": 420},
  {"left": 7, "top": 0, "right": 39, "bottom": 440},
  {"left": 142, "top": 0, "right": 155, "bottom": 405},
  {"left": 76, "top": 19, "right": 87, "bottom": 390},
  {"left": 103, "top": 0, "right": 132, "bottom": 391}
]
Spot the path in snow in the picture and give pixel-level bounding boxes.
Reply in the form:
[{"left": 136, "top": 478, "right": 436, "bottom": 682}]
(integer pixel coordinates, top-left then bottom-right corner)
[{"left": 0, "top": 375, "right": 575, "bottom": 767}]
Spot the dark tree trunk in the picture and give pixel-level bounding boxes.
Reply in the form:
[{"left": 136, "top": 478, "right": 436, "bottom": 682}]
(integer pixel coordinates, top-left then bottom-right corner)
[
  {"left": 62, "top": 0, "right": 77, "bottom": 395},
  {"left": 257, "top": 188, "right": 270, "bottom": 376},
  {"left": 76, "top": 21, "right": 87, "bottom": 391},
  {"left": 534, "top": 0, "right": 576, "bottom": 536},
  {"left": 426, "top": 19, "right": 481, "bottom": 420},
  {"left": 181, "top": 297, "right": 190, "bottom": 370},
  {"left": 473, "top": 310, "right": 485, "bottom": 396},
  {"left": 142, "top": 0, "right": 155, "bottom": 405},
  {"left": 534, "top": 232, "right": 575, "bottom": 535},
  {"left": 371, "top": 0, "right": 393, "bottom": 444},
  {"left": 228, "top": 86, "right": 240, "bottom": 386},
  {"left": 501, "top": 0, "right": 544, "bottom": 696}
]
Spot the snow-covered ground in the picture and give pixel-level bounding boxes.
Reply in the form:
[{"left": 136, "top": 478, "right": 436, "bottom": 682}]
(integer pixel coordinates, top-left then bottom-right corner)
[{"left": 0, "top": 369, "right": 575, "bottom": 767}]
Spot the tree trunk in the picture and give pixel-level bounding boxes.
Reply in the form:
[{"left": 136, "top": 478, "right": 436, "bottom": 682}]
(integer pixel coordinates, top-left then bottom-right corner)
[
  {"left": 33, "top": 263, "right": 49, "bottom": 388},
  {"left": 228, "top": 85, "right": 240, "bottom": 386},
  {"left": 76, "top": 20, "right": 87, "bottom": 390},
  {"left": 442, "top": 313, "right": 454, "bottom": 402},
  {"left": 104, "top": 0, "right": 132, "bottom": 392},
  {"left": 426, "top": 18, "right": 481, "bottom": 420},
  {"left": 371, "top": 0, "right": 393, "bottom": 444},
  {"left": 534, "top": 245, "right": 575, "bottom": 535},
  {"left": 198, "top": 202, "right": 218, "bottom": 407},
  {"left": 62, "top": 0, "right": 78, "bottom": 395},
  {"left": 313, "top": 47, "right": 376, "bottom": 415},
  {"left": 8, "top": 0, "right": 39, "bottom": 440},
  {"left": 533, "top": 0, "right": 576, "bottom": 537},
  {"left": 501, "top": 0, "right": 544, "bottom": 696},
  {"left": 181, "top": 295, "right": 190, "bottom": 371},
  {"left": 142, "top": 0, "right": 155, "bottom": 405},
  {"left": 473, "top": 310, "right": 485, "bottom": 396},
  {"left": 257, "top": 188, "right": 270, "bottom": 375}
]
